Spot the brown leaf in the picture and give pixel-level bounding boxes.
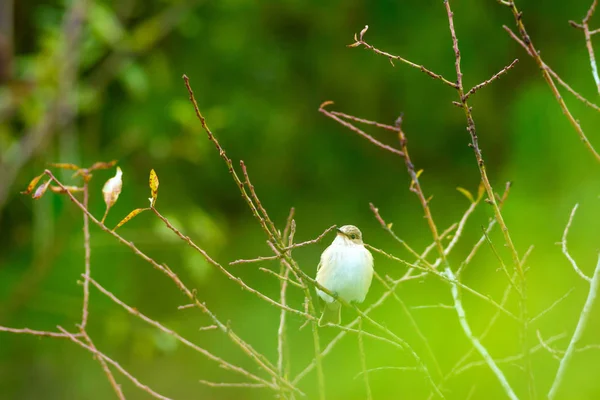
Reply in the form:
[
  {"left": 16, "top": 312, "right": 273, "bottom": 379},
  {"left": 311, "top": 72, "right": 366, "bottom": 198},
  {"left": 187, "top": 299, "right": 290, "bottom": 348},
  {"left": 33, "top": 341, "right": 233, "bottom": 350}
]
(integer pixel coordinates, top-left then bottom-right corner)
[
  {"left": 149, "top": 169, "right": 159, "bottom": 206},
  {"left": 21, "top": 173, "right": 46, "bottom": 195},
  {"left": 32, "top": 179, "right": 51, "bottom": 199},
  {"left": 89, "top": 160, "right": 118, "bottom": 171},
  {"left": 48, "top": 163, "right": 80, "bottom": 170},
  {"left": 113, "top": 208, "right": 148, "bottom": 231}
]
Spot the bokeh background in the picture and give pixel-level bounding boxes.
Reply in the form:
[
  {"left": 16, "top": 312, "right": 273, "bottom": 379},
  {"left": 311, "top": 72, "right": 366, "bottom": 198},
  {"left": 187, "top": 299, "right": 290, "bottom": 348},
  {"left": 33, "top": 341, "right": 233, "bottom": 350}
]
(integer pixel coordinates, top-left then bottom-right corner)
[{"left": 1, "top": 0, "right": 600, "bottom": 398}]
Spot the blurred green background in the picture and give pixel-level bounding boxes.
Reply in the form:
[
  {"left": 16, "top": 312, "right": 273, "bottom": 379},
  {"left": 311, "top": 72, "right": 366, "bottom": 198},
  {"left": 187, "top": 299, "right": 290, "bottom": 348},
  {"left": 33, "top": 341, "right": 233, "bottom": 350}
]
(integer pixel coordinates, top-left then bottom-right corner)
[{"left": 1, "top": 0, "right": 600, "bottom": 398}]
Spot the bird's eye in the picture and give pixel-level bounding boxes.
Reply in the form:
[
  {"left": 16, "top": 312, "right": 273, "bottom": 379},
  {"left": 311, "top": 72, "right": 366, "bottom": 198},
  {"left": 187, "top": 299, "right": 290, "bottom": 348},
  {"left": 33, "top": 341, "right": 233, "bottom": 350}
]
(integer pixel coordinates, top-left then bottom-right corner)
[{"left": 350, "top": 234, "right": 356, "bottom": 239}]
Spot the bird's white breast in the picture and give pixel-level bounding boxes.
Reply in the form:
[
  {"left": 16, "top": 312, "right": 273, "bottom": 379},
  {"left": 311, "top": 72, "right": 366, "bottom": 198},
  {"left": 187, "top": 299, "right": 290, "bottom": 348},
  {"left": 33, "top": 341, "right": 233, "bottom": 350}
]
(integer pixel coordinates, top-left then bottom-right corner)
[{"left": 316, "top": 243, "right": 373, "bottom": 304}]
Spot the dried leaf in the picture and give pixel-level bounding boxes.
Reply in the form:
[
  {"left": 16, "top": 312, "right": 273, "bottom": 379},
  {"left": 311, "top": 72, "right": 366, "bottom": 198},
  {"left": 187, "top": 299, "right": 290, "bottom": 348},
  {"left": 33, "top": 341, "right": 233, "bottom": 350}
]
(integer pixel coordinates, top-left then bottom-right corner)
[
  {"left": 32, "top": 179, "right": 51, "bottom": 199},
  {"left": 456, "top": 187, "right": 474, "bottom": 203},
  {"left": 90, "top": 160, "right": 118, "bottom": 171},
  {"left": 21, "top": 173, "right": 46, "bottom": 195},
  {"left": 149, "top": 169, "right": 159, "bottom": 205},
  {"left": 113, "top": 208, "right": 148, "bottom": 231},
  {"left": 49, "top": 185, "right": 84, "bottom": 194},
  {"left": 102, "top": 167, "right": 123, "bottom": 210},
  {"left": 48, "top": 163, "right": 80, "bottom": 170}
]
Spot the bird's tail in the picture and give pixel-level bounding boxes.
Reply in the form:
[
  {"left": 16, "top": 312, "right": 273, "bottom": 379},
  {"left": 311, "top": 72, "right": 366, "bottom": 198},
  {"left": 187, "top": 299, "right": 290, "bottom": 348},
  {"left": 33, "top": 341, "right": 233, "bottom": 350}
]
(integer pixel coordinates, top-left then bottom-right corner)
[{"left": 319, "top": 301, "right": 341, "bottom": 326}]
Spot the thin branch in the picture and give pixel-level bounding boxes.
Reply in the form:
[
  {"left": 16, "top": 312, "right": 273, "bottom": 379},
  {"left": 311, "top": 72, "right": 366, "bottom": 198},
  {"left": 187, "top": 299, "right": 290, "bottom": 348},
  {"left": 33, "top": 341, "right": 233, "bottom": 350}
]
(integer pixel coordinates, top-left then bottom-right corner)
[
  {"left": 85, "top": 275, "right": 277, "bottom": 390},
  {"left": 80, "top": 330, "right": 126, "bottom": 400},
  {"left": 561, "top": 204, "right": 591, "bottom": 282},
  {"left": 358, "top": 318, "right": 373, "bottom": 400},
  {"left": 81, "top": 180, "right": 91, "bottom": 329},
  {"left": 230, "top": 225, "right": 337, "bottom": 266},
  {"left": 502, "top": 2, "right": 600, "bottom": 163},
  {"left": 576, "top": 0, "right": 600, "bottom": 93},
  {"left": 454, "top": 334, "right": 566, "bottom": 376},
  {"left": 536, "top": 330, "right": 563, "bottom": 360},
  {"left": 504, "top": 26, "right": 600, "bottom": 112},
  {"left": 548, "top": 254, "right": 600, "bottom": 399},
  {"left": 319, "top": 102, "right": 405, "bottom": 157},
  {"left": 444, "top": 2, "right": 525, "bottom": 396},
  {"left": 464, "top": 59, "right": 519, "bottom": 100},
  {"left": 260, "top": 268, "right": 304, "bottom": 289},
  {"left": 150, "top": 207, "right": 314, "bottom": 320},
  {"left": 0, "top": 326, "right": 81, "bottom": 338},
  {"left": 46, "top": 172, "right": 302, "bottom": 396},
  {"left": 348, "top": 25, "right": 459, "bottom": 88},
  {"left": 58, "top": 326, "right": 171, "bottom": 400},
  {"left": 198, "top": 380, "right": 267, "bottom": 388},
  {"left": 530, "top": 289, "right": 574, "bottom": 324}
]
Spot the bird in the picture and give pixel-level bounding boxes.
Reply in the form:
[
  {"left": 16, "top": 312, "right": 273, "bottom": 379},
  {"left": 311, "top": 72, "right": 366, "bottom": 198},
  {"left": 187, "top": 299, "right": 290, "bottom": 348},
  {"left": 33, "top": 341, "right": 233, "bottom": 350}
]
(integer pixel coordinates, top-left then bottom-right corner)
[{"left": 316, "top": 225, "right": 374, "bottom": 326}]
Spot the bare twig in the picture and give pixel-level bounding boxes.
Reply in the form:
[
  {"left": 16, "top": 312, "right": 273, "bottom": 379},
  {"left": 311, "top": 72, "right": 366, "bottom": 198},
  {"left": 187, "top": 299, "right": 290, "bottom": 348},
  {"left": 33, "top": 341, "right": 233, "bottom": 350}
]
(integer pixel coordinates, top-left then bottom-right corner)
[
  {"left": 504, "top": 26, "right": 600, "bottom": 112},
  {"left": 561, "top": 204, "right": 591, "bottom": 282},
  {"left": 198, "top": 381, "right": 267, "bottom": 388},
  {"left": 503, "top": 1, "right": 600, "bottom": 163},
  {"left": 81, "top": 180, "right": 91, "bottom": 329},
  {"left": 572, "top": 0, "right": 600, "bottom": 93},
  {"left": 358, "top": 318, "right": 373, "bottom": 400},
  {"left": 58, "top": 327, "right": 171, "bottom": 400},
  {"left": 548, "top": 255, "right": 600, "bottom": 399},
  {"left": 0, "top": 326, "right": 81, "bottom": 338},
  {"left": 46, "top": 172, "right": 302, "bottom": 396},
  {"left": 319, "top": 102, "right": 404, "bottom": 156},
  {"left": 85, "top": 275, "right": 276, "bottom": 389},
  {"left": 530, "top": 289, "right": 574, "bottom": 324},
  {"left": 348, "top": 25, "right": 458, "bottom": 88},
  {"left": 80, "top": 330, "right": 126, "bottom": 400},
  {"left": 464, "top": 59, "right": 519, "bottom": 100}
]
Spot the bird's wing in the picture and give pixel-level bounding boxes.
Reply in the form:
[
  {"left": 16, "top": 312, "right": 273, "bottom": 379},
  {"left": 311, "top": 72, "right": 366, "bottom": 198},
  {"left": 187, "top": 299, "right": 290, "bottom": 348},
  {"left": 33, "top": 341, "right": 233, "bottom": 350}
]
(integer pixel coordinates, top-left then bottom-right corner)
[{"left": 316, "top": 244, "right": 332, "bottom": 273}]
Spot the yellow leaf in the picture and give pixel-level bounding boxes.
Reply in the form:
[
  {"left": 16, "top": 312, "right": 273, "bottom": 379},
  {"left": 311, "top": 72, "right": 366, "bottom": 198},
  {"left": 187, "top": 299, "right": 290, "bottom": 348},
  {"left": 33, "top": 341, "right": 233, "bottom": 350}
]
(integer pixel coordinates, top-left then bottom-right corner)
[
  {"left": 21, "top": 173, "right": 46, "bottom": 195},
  {"left": 48, "top": 163, "right": 80, "bottom": 170},
  {"left": 415, "top": 169, "right": 424, "bottom": 179},
  {"left": 149, "top": 169, "right": 159, "bottom": 205},
  {"left": 456, "top": 187, "right": 474, "bottom": 203},
  {"left": 387, "top": 222, "right": 393, "bottom": 229},
  {"left": 32, "top": 179, "right": 51, "bottom": 199},
  {"left": 477, "top": 181, "right": 485, "bottom": 200},
  {"left": 113, "top": 208, "right": 149, "bottom": 231}
]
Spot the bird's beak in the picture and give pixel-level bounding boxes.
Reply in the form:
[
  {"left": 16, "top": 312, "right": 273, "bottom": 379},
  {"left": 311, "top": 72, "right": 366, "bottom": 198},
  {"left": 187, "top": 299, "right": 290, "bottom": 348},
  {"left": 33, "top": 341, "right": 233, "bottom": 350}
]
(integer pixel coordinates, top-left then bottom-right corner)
[{"left": 336, "top": 227, "right": 343, "bottom": 234}]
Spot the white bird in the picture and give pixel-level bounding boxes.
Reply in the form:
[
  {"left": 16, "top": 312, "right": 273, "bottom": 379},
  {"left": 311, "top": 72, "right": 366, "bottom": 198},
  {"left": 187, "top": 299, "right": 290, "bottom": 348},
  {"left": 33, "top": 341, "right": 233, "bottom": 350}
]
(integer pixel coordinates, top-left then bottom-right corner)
[{"left": 316, "top": 225, "right": 374, "bottom": 326}]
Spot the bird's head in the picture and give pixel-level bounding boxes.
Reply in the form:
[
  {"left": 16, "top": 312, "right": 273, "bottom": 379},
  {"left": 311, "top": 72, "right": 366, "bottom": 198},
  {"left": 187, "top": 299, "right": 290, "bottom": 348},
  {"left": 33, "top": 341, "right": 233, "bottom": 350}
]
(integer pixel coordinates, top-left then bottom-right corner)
[{"left": 336, "top": 225, "right": 364, "bottom": 245}]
